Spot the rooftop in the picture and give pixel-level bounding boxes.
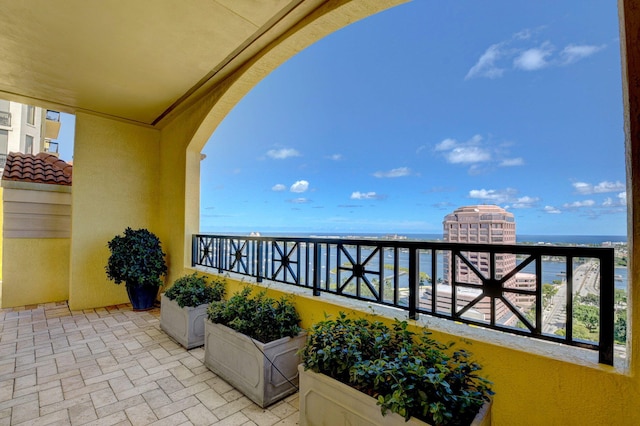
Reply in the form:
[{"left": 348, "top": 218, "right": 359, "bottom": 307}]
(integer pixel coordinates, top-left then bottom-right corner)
[{"left": 2, "top": 152, "right": 73, "bottom": 186}]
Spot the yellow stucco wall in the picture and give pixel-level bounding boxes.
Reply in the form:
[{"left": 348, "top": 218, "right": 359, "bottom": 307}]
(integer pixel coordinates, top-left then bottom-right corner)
[
  {"left": 2, "top": 238, "right": 69, "bottom": 307},
  {"left": 0, "top": 187, "right": 3, "bottom": 283},
  {"left": 69, "top": 112, "right": 162, "bottom": 310}
]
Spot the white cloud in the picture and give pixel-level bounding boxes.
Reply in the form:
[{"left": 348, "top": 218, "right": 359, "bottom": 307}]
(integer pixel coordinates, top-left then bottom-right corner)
[
  {"left": 465, "top": 43, "right": 506, "bottom": 80},
  {"left": 290, "top": 180, "right": 309, "bottom": 193},
  {"left": 466, "top": 30, "right": 605, "bottom": 79},
  {"left": 573, "top": 180, "right": 625, "bottom": 194},
  {"left": 373, "top": 167, "right": 411, "bottom": 178},
  {"left": 500, "top": 157, "right": 524, "bottom": 166},
  {"left": 468, "top": 188, "right": 518, "bottom": 204},
  {"left": 511, "top": 196, "right": 539, "bottom": 208},
  {"left": 289, "top": 197, "right": 309, "bottom": 204},
  {"left": 447, "top": 146, "right": 491, "bottom": 164},
  {"left": 619, "top": 191, "right": 627, "bottom": 205},
  {"left": 351, "top": 191, "right": 383, "bottom": 200},
  {"left": 435, "top": 138, "right": 458, "bottom": 151},
  {"left": 560, "top": 44, "right": 605, "bottom": 65},
  {"left": 544, "top": 205, "right": 561, "bottom": 214},
  {"left": 513, "top": 42, "right": 553, "bottom": 71},
  {"left": 267, "top": 148, "right": 300, "bottom": 159},
  {"left": 563, "top": 200, "right": 596, "bottom": 208},
  {"left": 272, "top": 184, "right": 286, "bottom": 192},
  {"left": 327, "top": 154, "right": 343, "bottom": 161},
  {"left": 603, "top": 192, "right": 628, "bottom": 207}
]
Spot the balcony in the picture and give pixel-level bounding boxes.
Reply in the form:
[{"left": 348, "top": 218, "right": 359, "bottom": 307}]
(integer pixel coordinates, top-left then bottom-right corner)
[
  {"left": 193, "top": 234, "right": 619, "bottom": 365},
  {"left": 44, "top": 110, "right": 61, "bottom": 140}
]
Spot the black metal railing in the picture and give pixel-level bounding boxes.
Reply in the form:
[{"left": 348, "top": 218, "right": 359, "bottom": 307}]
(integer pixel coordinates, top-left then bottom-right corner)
[{"left": 192, "top": 234, "right": 617, "bottom": 365}]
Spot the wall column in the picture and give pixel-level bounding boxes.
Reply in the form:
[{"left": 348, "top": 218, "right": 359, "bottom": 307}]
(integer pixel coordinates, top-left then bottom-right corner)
[{"left": 69, "top": 112, "right": 160, "bottom": 310}]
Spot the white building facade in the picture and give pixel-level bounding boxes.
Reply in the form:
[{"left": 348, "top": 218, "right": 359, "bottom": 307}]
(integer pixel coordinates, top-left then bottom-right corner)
[{"left": 0, "top": 100, "right": 60, "bottom": 168}]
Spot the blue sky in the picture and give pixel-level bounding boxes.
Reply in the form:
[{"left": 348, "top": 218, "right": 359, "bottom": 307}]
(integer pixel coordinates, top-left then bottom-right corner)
[{"left": 60, "top": 1, "right": 627, "bottom": 236}]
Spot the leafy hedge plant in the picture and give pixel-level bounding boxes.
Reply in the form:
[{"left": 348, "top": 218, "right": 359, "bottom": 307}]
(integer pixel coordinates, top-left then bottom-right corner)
[
  {"left": 164, "top": 273, "right": 225, "bottom": 308},
  {"left": 106, "top": 227, "right": 167, "bottom": 288},
  {"left": 301, "top": 313, "right": 493, "bottom": 426},
  {"left": 207, "top": 286, "right": 301, "bottom": 343}
]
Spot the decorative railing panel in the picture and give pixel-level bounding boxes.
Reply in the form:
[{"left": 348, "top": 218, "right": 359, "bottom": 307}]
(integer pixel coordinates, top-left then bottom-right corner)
[{"left": 193, "top": 234, "right": 617, "bottom": 365}]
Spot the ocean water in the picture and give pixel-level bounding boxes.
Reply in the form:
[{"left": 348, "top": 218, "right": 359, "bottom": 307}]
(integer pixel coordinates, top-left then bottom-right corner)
[{"left": 252, "top": 232, "right": 628, "bottom": 245}]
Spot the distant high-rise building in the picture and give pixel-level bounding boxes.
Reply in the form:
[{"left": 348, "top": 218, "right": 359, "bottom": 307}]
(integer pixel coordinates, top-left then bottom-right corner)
[
  {"left": 443, "top": 205, "right": 516, "bottom": 285},
  {"left": 423, "top": 205, "right": 535, "bottom": 323}
]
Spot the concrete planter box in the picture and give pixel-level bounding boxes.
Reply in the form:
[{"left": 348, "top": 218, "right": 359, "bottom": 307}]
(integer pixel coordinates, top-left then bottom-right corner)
[
  {"left": 160, "top": 294, "right": 208, "bottom": 349},
  {"left": 204, "top": 320, "right": 306, "bottom": 408},
  {"left": 298, "top": 366, "right": 491, "bottom": 426}
]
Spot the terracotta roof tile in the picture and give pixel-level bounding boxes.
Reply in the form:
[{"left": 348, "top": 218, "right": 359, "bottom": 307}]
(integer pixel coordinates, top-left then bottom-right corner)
[{"left": 2, "top": 152, "right": 72, "bottom": 186}]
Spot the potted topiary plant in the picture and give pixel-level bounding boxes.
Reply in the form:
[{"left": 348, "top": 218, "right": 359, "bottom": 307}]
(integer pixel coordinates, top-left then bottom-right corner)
[
  {"left": 204, "top": 285, "right": 306, "bottom": 408},
  {"left": 105, "top": 227, "right": 167, "bottom": 311},
  {"left": 299, "top": 313, "right": 493, "bottom": 426},
  {"left": 160, "top": 273, "right": 225, "bottom": 349}
]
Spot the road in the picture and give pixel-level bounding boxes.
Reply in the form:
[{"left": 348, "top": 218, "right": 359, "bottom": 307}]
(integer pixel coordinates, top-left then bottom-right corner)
[{"left": 542, "top": 261, "right": 600, "bottom": 334}]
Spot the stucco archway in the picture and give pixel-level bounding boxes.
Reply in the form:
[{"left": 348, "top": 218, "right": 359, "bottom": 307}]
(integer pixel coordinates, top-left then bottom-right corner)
[{"left": 158, "top": 0, "right": 409, "bottom": 278}]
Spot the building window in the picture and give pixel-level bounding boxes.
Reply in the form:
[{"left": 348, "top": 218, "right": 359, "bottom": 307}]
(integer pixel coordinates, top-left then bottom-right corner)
[
  {"left": 25, "top": 135, "right": 33, "bottom": 154},
  {"left": 0, "top": 130, "right": 8, "bottom": 168},
  {"left": 26, "top": 105, "right": 35, "bottom": 125}
]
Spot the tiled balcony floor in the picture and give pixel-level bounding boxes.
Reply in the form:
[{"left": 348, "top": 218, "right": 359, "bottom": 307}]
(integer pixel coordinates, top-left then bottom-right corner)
[{"left": 0, "top": 302, "right": 299, "bottom": 425}]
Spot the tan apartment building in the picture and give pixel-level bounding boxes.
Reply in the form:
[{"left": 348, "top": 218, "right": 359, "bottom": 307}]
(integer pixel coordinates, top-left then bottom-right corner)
[{"left": 424, "top": 205, "right": 535, "bottom": 322}]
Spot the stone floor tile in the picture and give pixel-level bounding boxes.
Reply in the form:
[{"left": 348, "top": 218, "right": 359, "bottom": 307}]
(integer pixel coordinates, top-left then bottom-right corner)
[
  {"left": 206, "top": 377, "right": 234, "bottom": 395},
  {"left": 0, "top": 393, "right": 38, "bottom": 412},
  {"left": 221, "top": 388, "right": 244, "bottom": 403},
  {"left": 0, "top": 382, "right": 12, "bottom": 404},
  {"left": 68, "top": 400, "right": 98, "bottom": 424},
  {"left": 149, "top": 412, "right": 189, "bottom": 426},
  {"left": 214, "top": 411, "right": 251, "bottom": 426},
  {"left": 10, "top": 398, "right": 40, "bottom": 424},
  {"left": 39, "top": 384, "right": 64, "bottom": 406},
  {"left": 124, "top": 401, "right": 157, "bottom": 425},
  {"left": 63, "top": 381, "right": 110, "bottom": 400},
  {"left": 242, "top": 405, "right": 282, "bottom": 426},
  {"left": 0, "top": 303, "right": 301, "bottom": 425},
  {"left": 272, "top": 413, "right": 299, "bottom": 426},
  {"left": 183, "top": 402, "right": 220, "bottom": 425},
  {"left": 61, "top": 373, "right": 85, "bottom": 393},
  {"left": 156, "top": 376, "right": 184, "bottom": 395},
  {"left": 90, "top": 387, "right": 118, "bottom": 409},
  {"left": 14, "top": 407, "right": 69, "bottom": 426},
  {"left": 84, "top": 369, "right": 125, "bottom": 386},
  {"left": 95, "top": 395, "right": 146, "bottom": 419},
  {"left": 82, "top": 410, "right": 129, "bottom": 426},
  {"left": 116, "top": 381, "right": 159, "bottom": 401},
  {"left": 266, "top": 400, "right": 297, "bottom": 420},
  {"left": 168, "top": 382, "right": 209, "bottom": 402},
  {"left": 153, "top": 395, "right": 199, "bottom": 419},
  {"left": 195, "top": 389, "right": 227, "bottom": 411},
  {"left": 39, "top": 393, "right": 92, "bottom": 417},
  {"left": 212, "top": 397, "right": 254, "bottom": 421},
  {"left": 141, "top": 388, "right": 171, "bottom": 410},
  {"left": 169, "top": 364, "right": 194, "bottom": 381},
  {"left": 13, "top": 373, "right": 36, "bottom": 391}
]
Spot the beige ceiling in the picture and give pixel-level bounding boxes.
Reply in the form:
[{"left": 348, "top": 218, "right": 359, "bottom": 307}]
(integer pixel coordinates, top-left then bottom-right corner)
[{"left": 0, "top": 0, "right": 325, "bottom": 126}]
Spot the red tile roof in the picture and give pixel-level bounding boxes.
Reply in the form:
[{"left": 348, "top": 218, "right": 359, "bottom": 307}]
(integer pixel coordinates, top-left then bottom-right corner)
[{"left": 2, "top": 152, "right": 72, "bottom": 186}]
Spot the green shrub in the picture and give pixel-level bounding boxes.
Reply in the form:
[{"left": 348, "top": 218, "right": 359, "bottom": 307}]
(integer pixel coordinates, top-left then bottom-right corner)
[
  {"left": 302, "top": 313, "right": 493, "bottom": 426},
  {"left": 164, "top": 273, "right": 225, "bottom": 308},
  {"left": 105, "top": 228, "right": 167, "bottom": 288},
  {"left": 207, "top": 286, "right": 301, "bottom": 343}
]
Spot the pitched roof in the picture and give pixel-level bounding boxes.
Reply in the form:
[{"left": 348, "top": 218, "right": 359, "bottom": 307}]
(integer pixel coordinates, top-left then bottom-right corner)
[{"left": 2, "top": 152, "right": 73, "bottom": 186}]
